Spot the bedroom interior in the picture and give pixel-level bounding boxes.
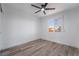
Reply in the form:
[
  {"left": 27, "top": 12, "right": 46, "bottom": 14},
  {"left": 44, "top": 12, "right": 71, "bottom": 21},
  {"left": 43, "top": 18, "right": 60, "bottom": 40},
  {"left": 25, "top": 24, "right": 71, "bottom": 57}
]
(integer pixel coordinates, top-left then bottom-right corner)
[{"left": 0, "top": 3, "right": 79, "bottom": 56}]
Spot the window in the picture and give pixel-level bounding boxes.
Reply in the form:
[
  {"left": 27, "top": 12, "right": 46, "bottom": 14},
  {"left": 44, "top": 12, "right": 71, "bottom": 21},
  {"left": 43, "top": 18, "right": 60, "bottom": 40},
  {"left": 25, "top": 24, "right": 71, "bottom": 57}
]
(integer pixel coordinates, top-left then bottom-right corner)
[{"left": 48, "top": 16, "right": 64, "bottom": 32}]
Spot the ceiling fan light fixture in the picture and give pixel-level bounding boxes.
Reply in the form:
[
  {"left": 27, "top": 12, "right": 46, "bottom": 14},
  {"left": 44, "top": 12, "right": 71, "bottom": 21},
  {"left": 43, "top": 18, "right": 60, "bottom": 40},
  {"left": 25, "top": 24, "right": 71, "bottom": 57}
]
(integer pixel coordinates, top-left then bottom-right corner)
[
  {"left": 41, "top": 8, "right": 45, "bottom": 11},
  {"left": 31, "top": 3, "right": 55, "bottom": 15}
]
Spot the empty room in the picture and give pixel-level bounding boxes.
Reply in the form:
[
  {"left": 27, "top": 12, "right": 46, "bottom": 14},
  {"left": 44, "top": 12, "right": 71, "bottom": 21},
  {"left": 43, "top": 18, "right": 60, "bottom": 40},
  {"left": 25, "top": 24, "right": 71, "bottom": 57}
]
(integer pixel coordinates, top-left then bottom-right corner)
[{"left": 0, "top": 3, "right": 79, "bottom": 56}]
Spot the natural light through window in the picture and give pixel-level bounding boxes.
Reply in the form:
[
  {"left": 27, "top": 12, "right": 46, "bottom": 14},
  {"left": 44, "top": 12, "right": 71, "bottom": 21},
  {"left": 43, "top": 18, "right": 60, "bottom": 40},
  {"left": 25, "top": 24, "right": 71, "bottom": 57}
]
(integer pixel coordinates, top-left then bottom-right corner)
[{"left": 48, "top": 17, "right": 64, "bottom": 32}]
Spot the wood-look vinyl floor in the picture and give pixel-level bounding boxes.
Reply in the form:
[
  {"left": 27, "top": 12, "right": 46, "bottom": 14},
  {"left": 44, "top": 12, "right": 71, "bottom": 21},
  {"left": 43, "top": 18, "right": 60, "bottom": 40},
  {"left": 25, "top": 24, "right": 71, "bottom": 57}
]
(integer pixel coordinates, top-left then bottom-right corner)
[{"left": 0, "top": 39, "right": 79, "bottom": 56}]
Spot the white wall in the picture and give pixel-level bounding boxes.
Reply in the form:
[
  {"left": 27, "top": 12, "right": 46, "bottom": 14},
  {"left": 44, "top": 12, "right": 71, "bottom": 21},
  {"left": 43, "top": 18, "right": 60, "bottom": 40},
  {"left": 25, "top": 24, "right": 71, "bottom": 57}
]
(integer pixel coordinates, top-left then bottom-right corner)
[
  {"left": 1, "top": 16, "right": 39, "bottom": 50},
  {"left": 0, "top": 4, "right": 40, "bottom": 50},
  {"left": 0, "top": 12, "right": 3, "bottom": 50},
  {"left": 40, "top": 7, "right": 79, "bottom": 48}
]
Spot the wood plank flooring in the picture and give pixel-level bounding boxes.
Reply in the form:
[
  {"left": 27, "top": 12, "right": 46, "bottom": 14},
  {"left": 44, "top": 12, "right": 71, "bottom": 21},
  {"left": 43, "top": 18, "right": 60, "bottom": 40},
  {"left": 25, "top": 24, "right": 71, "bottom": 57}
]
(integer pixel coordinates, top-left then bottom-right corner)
[{"left": 0, "top": 39, "right": 79, "bottom": 56}]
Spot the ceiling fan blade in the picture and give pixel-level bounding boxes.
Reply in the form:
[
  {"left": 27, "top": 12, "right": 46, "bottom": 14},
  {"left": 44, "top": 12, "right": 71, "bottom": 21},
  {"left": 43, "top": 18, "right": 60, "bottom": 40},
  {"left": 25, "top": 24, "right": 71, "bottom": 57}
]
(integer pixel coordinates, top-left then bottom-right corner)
[
  {"left": 45, "top": 8, "right": 55, "bottom": 10},
  {"left": 31, "top": 4, "right": 41, "bottom": 9},
  {"left": 35, "top": 10, "right": 41, "bottom": 13},
  {"left": 0, "top": 3, "right": 3, "bottom": 12},
  {"left": 44, "top": 3, "right": 48, "bottom": 8},
  {"left": 43, "top": 11, "right": 46, "bottom": 15}
]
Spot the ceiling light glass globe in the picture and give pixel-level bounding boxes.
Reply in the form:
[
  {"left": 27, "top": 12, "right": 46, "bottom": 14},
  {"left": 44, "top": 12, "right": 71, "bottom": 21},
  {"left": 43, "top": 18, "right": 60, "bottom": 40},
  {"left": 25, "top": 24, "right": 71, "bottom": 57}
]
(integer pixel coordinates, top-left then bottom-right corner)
[{"left": 41, "top": 8, "right": 44, "bottom": 11}]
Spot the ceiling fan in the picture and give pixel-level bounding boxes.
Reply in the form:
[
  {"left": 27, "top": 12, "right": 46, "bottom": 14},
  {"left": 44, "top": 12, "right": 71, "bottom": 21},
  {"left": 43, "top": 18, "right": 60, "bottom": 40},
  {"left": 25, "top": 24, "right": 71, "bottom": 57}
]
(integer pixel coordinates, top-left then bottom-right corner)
[
  {"left": 0, "top": 3, "right": 3, "bottom": 13},
  {"left": 31, "top": 3, "right": 55, "bottom": 15}
]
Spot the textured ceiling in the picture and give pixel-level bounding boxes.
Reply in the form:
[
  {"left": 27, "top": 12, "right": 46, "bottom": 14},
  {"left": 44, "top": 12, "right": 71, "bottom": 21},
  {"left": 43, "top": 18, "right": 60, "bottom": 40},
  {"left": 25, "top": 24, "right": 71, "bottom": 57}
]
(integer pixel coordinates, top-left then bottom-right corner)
[
  {"left": 2, "top": 3, "right": 79, "bottom": 18},
  {"left": 31, "top": 3, "right": 79, "bottom": 17}
]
